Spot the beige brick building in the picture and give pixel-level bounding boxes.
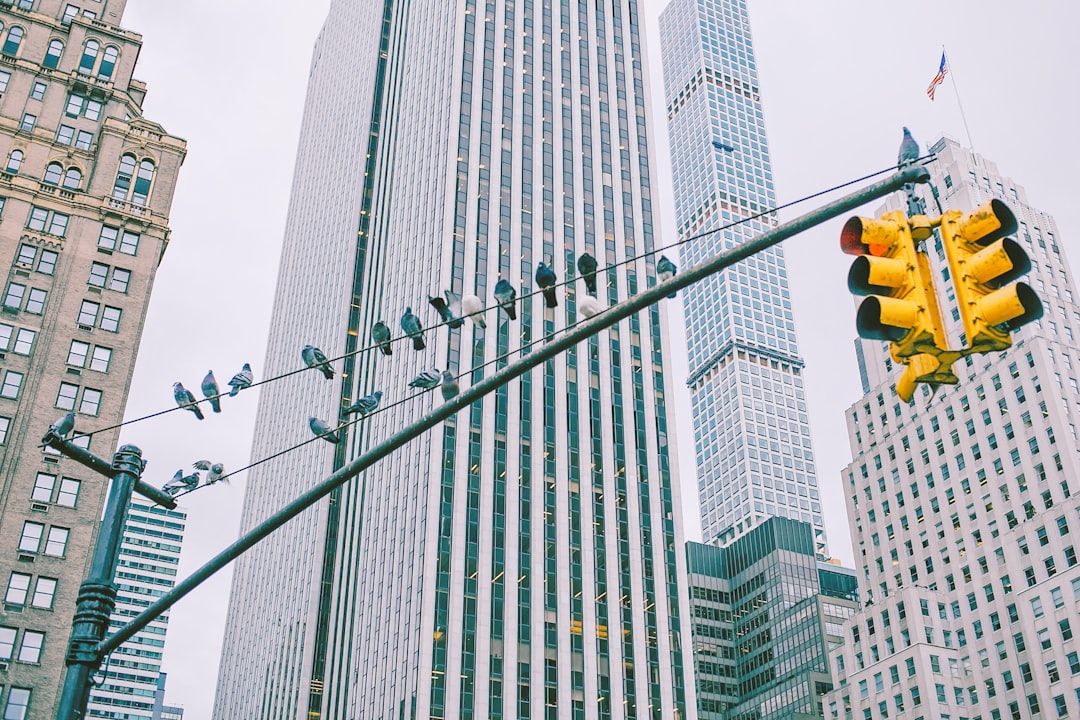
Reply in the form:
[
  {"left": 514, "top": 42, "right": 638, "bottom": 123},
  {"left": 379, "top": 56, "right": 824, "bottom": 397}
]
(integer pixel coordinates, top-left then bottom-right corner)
[{"left": 0, "top": 0, "right": 184, "bottom": 716}]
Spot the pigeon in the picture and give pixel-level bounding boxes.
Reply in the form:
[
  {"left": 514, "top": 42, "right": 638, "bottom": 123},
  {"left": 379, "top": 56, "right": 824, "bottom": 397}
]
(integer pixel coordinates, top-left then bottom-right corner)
[
  {"left": 898, "top": 127, "right": 920, "bottom": 168},
  {"left": 309, "top": 417, "right": 341, "bottom": 444},
  {"left": 577, "top": 252, "right": 598, "bottom": 293},
  {"left": 201, "top": 370, "right": 222, "bottom": 413},
  {"left": 344, "top": 391, "right": 382, "bottom": 415},
  {"left": 173, "top": 382, "right": 204, "bottom": 420},
  {"left": 401, "top": 307, "right": 426, "bottom": 350},
  {"left": 371, "top": 321, "right": 393, "bottom": 356},
  {"left": 494, "top": 279, "right": 517, "bottom": 320},
  {"left": 42, "top": 412, "right": 75, "bottom": 444},
  {"left": 535, "top": 262, "right": 558, "bottom": 308},
  {"left": 443, "top": 290, "right": 464, "bottom": 329},
  {"left": 440, "top": 370, "right": 460, "bottom": 402},
  {"left": 429, "top": 294, "right": 454, "bottom": 326},
  {"left": 461, "top": 294, "right": 486, "bottom": 328},
  {"left": 657, "top": 255, "right": 678, "bottom": 299},
  {"left": 163, "top": 469, "right": 199, "bottom": 496},
  {"left": 194, "top": 460, "right": 226, "bottom": 485},
  {"left": 579, "top": 295, "right": 603, "bottom": 318},
  {"left": 228, "top": 363, "right": 253, "bottom": 396},
  {"left": 302, "top": 345, "right": 334, "bottom": 379},
  {"left": 409, "top": 369, "right": 443, "bottom": 390}
]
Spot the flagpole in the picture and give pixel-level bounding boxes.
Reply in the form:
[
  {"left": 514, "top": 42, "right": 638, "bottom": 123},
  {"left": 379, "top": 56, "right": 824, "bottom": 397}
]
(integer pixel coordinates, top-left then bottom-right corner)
[{"left": 943, "top": 47, "right": 976, "bottom": 150}]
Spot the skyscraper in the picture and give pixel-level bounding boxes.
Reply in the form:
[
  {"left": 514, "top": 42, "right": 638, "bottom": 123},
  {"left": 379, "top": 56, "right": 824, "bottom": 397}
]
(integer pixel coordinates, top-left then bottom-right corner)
[
  {"left": 825, "top": 138, "right": 1080, "bottom": 719},
  {"left": 0, "top": 1, "right": 184, "bottom": 716},
  {"left": 87, "top": 500, "right": 187, "bottom": 719},
  {"left": 658, "top": 0, "right": 825, "bottom": 551},
  {"left": 215, "top": 0, "right": 695, "bottom": 718}
]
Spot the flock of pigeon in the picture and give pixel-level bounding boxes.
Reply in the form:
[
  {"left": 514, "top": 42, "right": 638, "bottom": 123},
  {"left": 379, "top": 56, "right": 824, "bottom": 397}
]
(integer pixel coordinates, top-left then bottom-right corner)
[{"left": 304, "top": 254, "right": 678, "bottom": 444}]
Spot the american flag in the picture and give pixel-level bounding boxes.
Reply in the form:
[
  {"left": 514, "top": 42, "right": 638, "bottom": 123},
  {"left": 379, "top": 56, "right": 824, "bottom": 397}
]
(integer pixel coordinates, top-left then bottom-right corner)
[{"left": 927, "top": 52, "right": 948, "bottom": 100}]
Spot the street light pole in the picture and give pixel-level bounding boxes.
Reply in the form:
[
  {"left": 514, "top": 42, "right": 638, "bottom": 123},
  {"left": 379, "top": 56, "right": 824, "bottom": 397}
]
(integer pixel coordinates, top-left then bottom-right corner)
[{"left": 44, "top": 440, "right": 176, "bottom": 720}]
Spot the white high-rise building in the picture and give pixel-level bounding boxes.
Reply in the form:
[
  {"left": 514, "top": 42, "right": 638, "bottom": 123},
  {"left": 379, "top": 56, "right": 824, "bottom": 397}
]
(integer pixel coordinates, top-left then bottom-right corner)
[
  {"left": 214, "top": 0, "right": 696, "bottom": 718},
  {"left": 825, "top": 137, "right": 1080, "bottom": 719}
]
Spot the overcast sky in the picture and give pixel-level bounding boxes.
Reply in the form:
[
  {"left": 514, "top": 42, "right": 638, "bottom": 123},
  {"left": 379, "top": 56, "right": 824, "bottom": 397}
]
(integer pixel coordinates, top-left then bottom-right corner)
[{"left": 117, "top": 1, "right": 1078, "bottom": 716}]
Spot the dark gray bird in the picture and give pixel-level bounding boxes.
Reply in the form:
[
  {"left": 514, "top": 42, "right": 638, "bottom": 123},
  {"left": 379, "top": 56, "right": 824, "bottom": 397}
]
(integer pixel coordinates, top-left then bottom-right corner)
[
  {"left": 535, "top": 262, "right": 558, "bottom": 308},
  {"left": 164, "top": 469, "right": 199, "bottom": 496},
  {"left": 401, "top": 307, "right": 426, "bottom": 350},
  {"left": 494, "top": 279, "right": 517, "bottom": 320},
  {"left": 443, "top": 290, "right": 464, "bottom": 329},
  {"left": 898, "top": 127, "right": 920, "bottom": 168},
  {"left": 657, "top": 255, "right": 678, "bottom": 299},
  {"left": 42, "top": 412, "right": 75, "bottom": 445},
  {"left": 462, "top": 294, "right": 486, "bottom": 328},
  {"left": 193, "top": 460, "right": 226, "bottom": 485},
  {"left": 579, "top": 295, "right": 603, "bottom": 318},
  {"left": 173, "top": 382, "right": 204, "bottom": 420},
  {"left": 577, "top": 252, "right": 598, "bottom": 293},
  {"left": 302, "top": 345, "right": 334, "bottom": 379},
  {"left": 228, "top": 363, "right": 253, "bottom": 396},
  {"left": 371, "top": 321, "right": 393, "bottom": 356},
  {"left": 440, "top": 370, "right": 460, "bottom": 401},
  {"left": 409, "top": 369, "right": 443, "bottom": 390},
  {"left": 309, "top": 417, "right": 341, "bottom": 444},
  {"left": 344, "top": 391, "right": 382, "bottom": 415},
  {"left": 201, "top": 370, "right": 222, "bottom": 413}
]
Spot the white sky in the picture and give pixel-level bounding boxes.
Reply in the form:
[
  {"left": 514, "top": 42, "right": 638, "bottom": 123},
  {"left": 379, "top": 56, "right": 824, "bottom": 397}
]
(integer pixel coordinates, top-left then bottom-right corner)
[{"left": 117, "top": 1, "right": 1078, "bottom": 716}]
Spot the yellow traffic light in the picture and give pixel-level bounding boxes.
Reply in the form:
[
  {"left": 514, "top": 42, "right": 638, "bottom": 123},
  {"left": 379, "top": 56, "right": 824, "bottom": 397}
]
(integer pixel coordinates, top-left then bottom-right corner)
[{"left": 939, "top": 199, "right": 1044, "bottom": 353}]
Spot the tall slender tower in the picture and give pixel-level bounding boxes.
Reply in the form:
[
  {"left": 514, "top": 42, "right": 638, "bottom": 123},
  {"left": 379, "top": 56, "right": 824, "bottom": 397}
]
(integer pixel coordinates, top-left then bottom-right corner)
[
  {"left": 0, "top": 1, "right": 184, "bottom": 716},
  {"left": 214, "top": 0, "right": 695, "bottom": 718},
  {"left": 825, "top": 138, "right": 1080, "bottom": 719},
  {"left": 658, "top": 0, "right": 826, "bottom": 551}
]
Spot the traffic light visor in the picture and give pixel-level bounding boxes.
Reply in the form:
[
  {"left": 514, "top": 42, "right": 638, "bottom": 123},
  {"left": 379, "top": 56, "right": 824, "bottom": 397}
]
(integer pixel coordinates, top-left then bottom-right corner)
[
  {"left": 967, "top": 238, "right": 1032, "bottom": 289},
  {"left": 848, "top": 255, "right": 908, "bottom": 296},
  {"left": 959, "top": 199, "right": 1018, "bottom": 246},
  {"left": 841, "top": 216, "right": 902, "bottom": 257},
  {"left": 856, "top": 295, "right": 919, "bottom": 342},
  {"left": 977, "top": 282, "right": 1044, "bottom": 332}
]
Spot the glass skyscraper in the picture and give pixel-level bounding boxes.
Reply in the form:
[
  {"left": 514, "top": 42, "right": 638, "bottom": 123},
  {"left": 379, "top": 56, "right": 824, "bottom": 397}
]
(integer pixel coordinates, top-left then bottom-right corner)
[
  {"left": 659, "top": 0, "right": 825, "bottom": 551},
  {"left": 214, "top": 0, "right": 696, "bottom": 718}
]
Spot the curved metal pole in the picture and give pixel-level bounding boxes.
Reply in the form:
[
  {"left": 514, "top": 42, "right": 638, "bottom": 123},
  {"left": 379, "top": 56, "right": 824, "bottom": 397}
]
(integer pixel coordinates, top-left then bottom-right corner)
[{"left": 97, "top": 165, "right": 929, "bottom": 658}]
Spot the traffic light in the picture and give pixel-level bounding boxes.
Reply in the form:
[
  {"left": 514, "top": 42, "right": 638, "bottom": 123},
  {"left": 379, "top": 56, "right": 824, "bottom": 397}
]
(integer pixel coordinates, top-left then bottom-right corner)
[{"left": 939, "top": 199, "right": 1043, "bottom": 353}]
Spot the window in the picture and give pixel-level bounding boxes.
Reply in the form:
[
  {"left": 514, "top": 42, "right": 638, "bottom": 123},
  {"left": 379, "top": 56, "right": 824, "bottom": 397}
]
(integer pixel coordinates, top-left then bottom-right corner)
[
  {"left": 17, "top": 630, "right": 42, "bottom": 663},
  {"left": 29, "top": 81, "right": 46, "bottom": 100},
  {"left": 24, "top": 288, "right": 45, "bottom": 314},
  {"left": 17, "top": 522, "right": 42, "bottom": 553},
  {"left": 3, "top": 687, "right": 30, "bottom": 719},
  {"left": 62, "top": 167, "right": 81, "bottom": 189},
  {"left": 77, "top": 300, "right": 98, "bottom": 327},
  {"left": 56, "top": 382, "right": 78, "bottom": 410},
  {"left": 97, "top": 225, "right": 139, "bottom": 255},
  {"left": 67, "top": 340, "right": 89, "bottom": 367},
  {"left": 75, "top": 129, "right": 92, "bottom": 150},
  {"left": 77, "top": 38, "right": 98, "bottom": 73},
  {"left": 19, "top": 112, "right": 35, "bottom": 131},
  {"left": 5, "top": 148, "right": 22, "bottom": 173},
  {"left": 37, "top": 250, "right": 56, "bottom": 275},
  {"left": 65, "top": 92, "right": 101, "bottom": 120},
  {"left": 56, "top": 124, "right": 74, "bottom": 145},
  {"left": 61, "top": 4, "right": 78, "bottom": 24},
  {"left": 100, "top": 305, "right": 120, "bottom": 332},
  {"left": 30, "top": 578, "right": 55, "bottom": 609},
  {"left": 31, "top": 472, "right": 54, "bottom": 502},
  {"left": 87, "top": 262, "right": 108, "bottom": 287},
  {"left": 109, "top": 268, "right": 129, "bottom": 292},
  {"left": 79, "top": 387, "right": 101, "bottom": 415},
  {"left": 0, "top": 69, "right": 9, "bottom": 92},
  {"left": 43, "top": 527, "right": 68, "bottom": 556},
  {"left": 89, "top": 346, "right": 110, "bottom": 372},
  {"left": 1, "top": 370, "right": 23, "bottom": 399},
  {"left": 4, "top": 573, "right": 30, "bottom": 605},
  {"left": 0, "top": 627, "right": 14, "bottom": 659},
  {"left": 3, "top": 26, "right": 24, "bottom": 56},
  {"left": 2, "top": 282, "right": 24, "bottom": 309},
  {"left": 26, "top": 206, "right": 69, "bottom": 236},
  {"left": 99, "top": 46, "right": 117, "bottom": 79},
  {"left": 43, "top": 162, "right": 62, "bottom": 185},
  {"left": 43, "top": 38, "right": 63, "bottom": 68},
  {"left": 56, "top": 478, "right": 79, "bottom": 507},
  {"left": 0, "top": 325, "right": 34, "bottom": 356},
  {"left": 16, "top": 243, "right": 35, "bottom": 266},
  {"left": 0, "top": 417, "right": 8, "bottom": 444},
  {"left": 132, "top": 160, "right": 155, "bottom": 204},
  {"left": 112, "top": 154, "right": 135, "bottom": 199}
]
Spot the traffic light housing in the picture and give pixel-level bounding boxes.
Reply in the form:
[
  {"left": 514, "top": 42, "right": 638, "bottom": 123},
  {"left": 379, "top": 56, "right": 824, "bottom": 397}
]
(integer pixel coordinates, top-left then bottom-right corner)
[{"left": 939, "top": 199, "right": 1043, "bottom": 353}]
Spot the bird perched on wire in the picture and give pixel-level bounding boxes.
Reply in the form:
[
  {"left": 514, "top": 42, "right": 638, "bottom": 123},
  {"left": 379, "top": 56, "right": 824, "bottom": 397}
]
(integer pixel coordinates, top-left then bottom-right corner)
[
  {"left": 535, "top": 262, "right": 558, "bottom": 308},
  {"left": 440, "top": 370, "right": 460, "bottom": 401},
  {"left": 409, "top": 369, "right": 443, "bottom": 390},
  {"left": 579, "top": 295, "right": 603, "bottom": 318},
  {"left": 344, "top": 391, "right": 382, "bottom": 415},
  {"left": 193, "top": 460, "right": 226, "bottom": 485},
  {"left": 371, "top": 321, "right": 393, "bottom": 356},
  {"left": 302, "top": 345, "right": 334, "bottom": 379},
  {"left": 201, "top": 370, "right": 222, "bottom": 413},
  {"left": 462, "top": 294, "right": 486, "bottom": 328},
  {"left": 494, "top": 279, "right": 517, "bottom": 320},
  {"left": 228, "top": 363, "right": 254, "bottom": 396},
  {"left": 657, "top": 255, "right": 678, "bottom": 298},
  {"left": 430, "top": 291, "right": 464, "bottom": 329},
  {"left": 164, "top": 469, "right": 199, "bottom": 496},
  {"left": 898, "top": 127, "right": 920, "bottom": 168},
  {"left": 309, "top": 417, "right": 341, "bottom": 443},
  {"left": 401, "top": 307, "right": 426, "bottom": 350},
  {"left": 173, "top": 382, "right": 204, "bottom": 420},
  {"left": 577, "top": 252, "right": 598, "bottom": 293},
  {"left": 42, "top": 412, "right": 75, "bottom": 445}
]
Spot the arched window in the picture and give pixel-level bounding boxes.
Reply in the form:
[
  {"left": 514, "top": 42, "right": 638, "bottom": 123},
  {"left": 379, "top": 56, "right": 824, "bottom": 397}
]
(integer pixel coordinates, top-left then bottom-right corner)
[
  {"left": 78, "top": 39, "right": 99, "bottom": 74},
  {"left": 43, "top": 39, "right": 63, "bottom": 69},
  {"left": 5, "top": 149, "right": 23, "bottom": 173},
  {"left": 131, "top": 160, "right": 155, "bottom": 205},
  {"left": 98, "top": 46, "right": 118, "bottom": 80},
  {"left": 43, "top": 162, "right": 63, "bottom": 185},
  {"left": 3, "top": 27, "right": 24, "bottom": 56},
  {"left": 112, "top": 154, "right": 136, "bottom": 200},
  {"left": 62, "top": 167, "right": 82, "bottom": 190}
]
